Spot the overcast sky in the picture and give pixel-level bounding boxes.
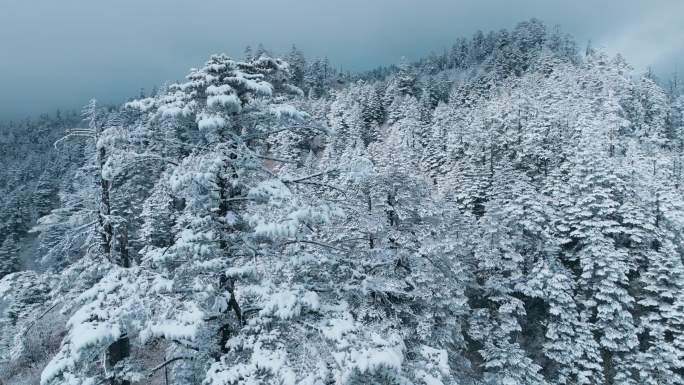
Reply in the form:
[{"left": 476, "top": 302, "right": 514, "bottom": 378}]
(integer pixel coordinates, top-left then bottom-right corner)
[{"left": 0, "top": 0, "right": 682, "bottom": 121}]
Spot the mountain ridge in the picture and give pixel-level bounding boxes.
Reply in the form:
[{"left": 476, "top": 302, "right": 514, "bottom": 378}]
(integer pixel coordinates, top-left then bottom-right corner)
[{"left": 1, "top": 19, "right": 683, "bottom": 385}]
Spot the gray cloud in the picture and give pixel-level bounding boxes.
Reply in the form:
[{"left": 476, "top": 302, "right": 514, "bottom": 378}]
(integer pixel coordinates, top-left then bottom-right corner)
[{"left": 0, "top": 0, "right": 682, "bottom": 120}]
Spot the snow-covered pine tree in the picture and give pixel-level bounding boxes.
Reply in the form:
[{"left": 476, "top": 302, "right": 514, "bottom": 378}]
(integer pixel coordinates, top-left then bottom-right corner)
[{"left": 0, "top": 235, "right": 21, "bottom": 279}]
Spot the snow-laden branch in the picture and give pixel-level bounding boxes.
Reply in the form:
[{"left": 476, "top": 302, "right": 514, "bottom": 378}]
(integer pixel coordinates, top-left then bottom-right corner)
[
  {"left": 282, "top": 169, "right": 336, "bottom": 183},
  {"left": 23, "top": 301, "right": 61, "bottom": 336},
  {"left": 53, "top": 133, "right": 94, "bottom": 149},
  {"left": 281, "top": 239, "right": 349, "bottom": 252}
]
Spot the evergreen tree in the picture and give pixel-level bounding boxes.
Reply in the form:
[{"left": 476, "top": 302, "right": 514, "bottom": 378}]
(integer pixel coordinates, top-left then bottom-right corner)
[
  {"left": 0, "top": 235, "right": 20, "bottom": 279},
  {"left": 286, "top": 44, "right": 307, "bottom": 88},
  {"left": 395, "top": 57, "right": 417, "bottom": 97}
]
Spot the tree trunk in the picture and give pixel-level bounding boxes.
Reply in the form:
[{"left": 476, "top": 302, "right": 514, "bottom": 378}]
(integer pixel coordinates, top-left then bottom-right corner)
[
  {"left": 367, "top": 190, "right": 374, "bottom": 249},
  {"left": 99, "top": 145, "right": 129, "bottom": 384},
  {"left": 99, "top": 147, "right": 112, "bottom": 255},
  {"left": 117, "top": 225, "right": 130, "bottom": 268},
  {"left": 107, "top": 336, "right": 131, "bottom": 385},
  {"left": 386, "top": 190, "right": 399, "bottom": 228},
  {"left": 215, "top": 159, "right": 244, "bottom": 356}
]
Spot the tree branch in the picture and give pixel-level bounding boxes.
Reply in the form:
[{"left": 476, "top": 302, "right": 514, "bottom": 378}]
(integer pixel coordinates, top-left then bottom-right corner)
[
  {"left": 282, "top": 169, "right": 336, "bottom": 183},
  {"left": 289, "top": 181, "right": 347, "bottom": 194},
  {"left": 171, "top": 339, "right": 199, "bottom": 351},
  {"left": 255, "top": 155, "right": 299, "bottom": 164},
  {"left": 54, "top": 133, "right": 95, "bottom": 149},
  {"left": 149, "top": 356, "right": 194, "bottom": 376},
  {"left": 23, "top": 301, "right": 61, "bottom": 336},
  {"left": 281, "top": 239, "right": 348, "bottom": 252}
]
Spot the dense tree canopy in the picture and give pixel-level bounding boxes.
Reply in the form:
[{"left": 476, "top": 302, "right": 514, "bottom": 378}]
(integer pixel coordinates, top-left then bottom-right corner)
[{"left": 1, "top": 19, "right": 683, "bottom": 385}]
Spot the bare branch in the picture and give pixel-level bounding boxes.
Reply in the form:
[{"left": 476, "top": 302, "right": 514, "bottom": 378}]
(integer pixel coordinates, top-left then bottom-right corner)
[
  {"left": 256, "top": 155, "right": 298, "bottom": 164},
  {"left": 289, "top": 181, "right": 347, "bottom": 194},
  {"left": 281, "top": 239, "right": 348, "bottom": 252},
  {"left": 23, "top": 301, "right": 61, "bottom": 336},
  {"left": 283, "top": 170, "right": 336, "bottom": 183},
  {"left": 171, "top": 339, "right": 199, "bottom": 351},
  {"left": 149, "top": 356, "right": 194, "bottom": 376},
  {"left": 125, "top": 153, "right": 179, "bottom": 167},
  {"left": 219, "top": 196, "right": 255, "bottom": 203}
]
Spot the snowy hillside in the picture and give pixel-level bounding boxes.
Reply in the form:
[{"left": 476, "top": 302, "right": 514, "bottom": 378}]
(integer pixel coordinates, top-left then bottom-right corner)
[{"left": 1, "top": 19, "right": 683, "bottom": 385}]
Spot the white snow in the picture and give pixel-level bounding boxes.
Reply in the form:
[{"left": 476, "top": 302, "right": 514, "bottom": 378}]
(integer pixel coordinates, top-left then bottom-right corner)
[
  {"left": 270, "top": 104, "right": 310, "bottom": 120},
  {"left": 139, "top": 303, "right": 204, "bottom": 342},
  {"left": 206, "top": 84, "right": 234, "bottom": 95},
  {"left": 321, "top": 312, "right": 355, "bottom": 342},
  {"left": 207, "top": 94, "right": 241, "bottom": 113},
  {"left": 420, "top": 345, "right": 450, "bottom": 376},
  {"left": 197, "top": 114, "right": 228, "bottom": 131}
]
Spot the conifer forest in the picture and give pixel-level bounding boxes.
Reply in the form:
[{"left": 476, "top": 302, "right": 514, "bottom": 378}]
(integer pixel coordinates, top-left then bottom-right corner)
[{"left": 1, "top": 14, "right": 684, "bottom": 385}]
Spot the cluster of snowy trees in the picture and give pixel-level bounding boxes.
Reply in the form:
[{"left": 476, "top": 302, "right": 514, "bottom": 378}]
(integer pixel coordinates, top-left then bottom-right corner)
[
  {"left": 0, "top": 111, "right": 82, "bottom": 279},
  {"left": 1, "top": 19, "right": 683, "bottom": 385}
]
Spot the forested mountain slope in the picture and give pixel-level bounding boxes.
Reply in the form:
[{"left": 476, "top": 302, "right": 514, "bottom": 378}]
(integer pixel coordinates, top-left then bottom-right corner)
[
  {"left": 0, "top": 111, "right": 83, "bottom": 275},
  {"left": 1, "top": 19, "right": 683, "bottom": 385}
]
